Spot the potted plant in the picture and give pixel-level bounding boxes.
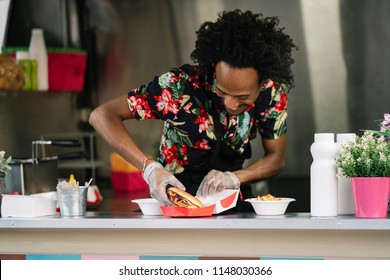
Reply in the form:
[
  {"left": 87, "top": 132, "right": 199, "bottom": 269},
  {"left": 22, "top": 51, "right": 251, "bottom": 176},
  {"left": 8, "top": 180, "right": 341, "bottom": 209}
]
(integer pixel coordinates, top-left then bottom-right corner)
[
  {"left": 336, "top": 114, "right": 390, "bottom": 218},
  {"left": 0, "top": 151, "right": 12, "bottom": 178},
  {"left": 0, "top": 151, "right": 12, "bottom": 216}
]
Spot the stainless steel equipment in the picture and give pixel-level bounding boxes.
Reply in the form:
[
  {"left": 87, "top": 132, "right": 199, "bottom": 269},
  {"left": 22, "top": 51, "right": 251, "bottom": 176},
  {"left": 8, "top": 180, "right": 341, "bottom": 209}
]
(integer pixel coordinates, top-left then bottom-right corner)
[{"left": 4, "top": 139, "right": 83, "bottom": 195}]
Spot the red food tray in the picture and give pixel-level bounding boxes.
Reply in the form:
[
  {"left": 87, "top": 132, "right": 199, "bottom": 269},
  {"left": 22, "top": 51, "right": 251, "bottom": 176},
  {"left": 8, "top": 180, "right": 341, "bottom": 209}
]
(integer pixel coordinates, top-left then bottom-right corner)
[{"left": 160, "top": 204, "right": 215, "bottom": 217}]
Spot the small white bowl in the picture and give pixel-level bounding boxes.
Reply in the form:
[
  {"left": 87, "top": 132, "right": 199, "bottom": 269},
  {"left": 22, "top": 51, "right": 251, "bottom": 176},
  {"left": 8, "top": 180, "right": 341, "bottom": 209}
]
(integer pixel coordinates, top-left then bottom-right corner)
[
  {"left": 131, "top": 198, "right": 163, "bottom": 215},
  {"left": 245, "top": 198, "right": 296, "bottom": 215}
]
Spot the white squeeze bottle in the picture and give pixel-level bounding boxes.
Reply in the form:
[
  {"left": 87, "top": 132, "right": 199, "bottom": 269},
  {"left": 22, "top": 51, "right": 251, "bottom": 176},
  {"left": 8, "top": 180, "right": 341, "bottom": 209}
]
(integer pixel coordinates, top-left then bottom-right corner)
[
  {"left": 310, "top": 133, "right": 338, "bottom": 217},
  {"left": 28, "top": 28, "right": 48, "bottom": 91},
  {"left": 336, "top": 133, "right": 356, "bottom": 215}
]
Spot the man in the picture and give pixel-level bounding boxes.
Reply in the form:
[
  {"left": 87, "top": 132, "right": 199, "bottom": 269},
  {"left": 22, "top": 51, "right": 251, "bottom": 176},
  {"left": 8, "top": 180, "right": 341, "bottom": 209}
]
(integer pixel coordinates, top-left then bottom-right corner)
[{"left": 89, "top": 9, "right": 297, "bottom": 211}]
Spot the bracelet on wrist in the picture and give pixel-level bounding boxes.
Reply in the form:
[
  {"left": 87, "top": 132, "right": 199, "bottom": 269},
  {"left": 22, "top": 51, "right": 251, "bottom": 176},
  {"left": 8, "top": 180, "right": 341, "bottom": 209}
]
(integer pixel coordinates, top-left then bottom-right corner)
[{"left": 142, "top": 156, "right": 153, "bottom": 173}]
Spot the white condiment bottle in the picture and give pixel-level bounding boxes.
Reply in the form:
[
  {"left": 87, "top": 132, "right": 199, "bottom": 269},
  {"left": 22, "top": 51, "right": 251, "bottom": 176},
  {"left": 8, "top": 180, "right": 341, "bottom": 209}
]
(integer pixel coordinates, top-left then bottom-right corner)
[
  {"left": 310, "top": 133, "right": 338, "bottom": 217},
  {"left": 28, "top": 28, "right": 48, "bottom": 91},
  {"left": 336, "top": 133, "right": 356, "bottom": 215}
]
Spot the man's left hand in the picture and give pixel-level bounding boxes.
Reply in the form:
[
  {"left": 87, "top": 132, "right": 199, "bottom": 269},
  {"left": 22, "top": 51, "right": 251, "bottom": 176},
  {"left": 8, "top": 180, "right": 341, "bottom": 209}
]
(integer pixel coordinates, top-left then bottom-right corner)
[{"left": 196, "top": 170, "right": 240, "bottom": 197}]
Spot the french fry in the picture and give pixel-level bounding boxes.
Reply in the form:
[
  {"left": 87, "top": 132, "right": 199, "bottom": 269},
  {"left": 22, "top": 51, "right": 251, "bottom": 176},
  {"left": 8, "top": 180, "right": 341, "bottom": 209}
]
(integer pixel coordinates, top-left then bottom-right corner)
[
  {"left": 59, "top": 174, "right": 79, "bottom": 188},
  {"left": 257, "top": 193, "right": 281, "bottom": 201}
]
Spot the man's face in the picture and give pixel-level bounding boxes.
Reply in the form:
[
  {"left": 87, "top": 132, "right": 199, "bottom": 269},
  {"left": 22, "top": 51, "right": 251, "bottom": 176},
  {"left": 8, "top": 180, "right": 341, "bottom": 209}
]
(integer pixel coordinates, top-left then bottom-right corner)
[{"left": 215, "top": 61, "right": 264, "bottom": 115}]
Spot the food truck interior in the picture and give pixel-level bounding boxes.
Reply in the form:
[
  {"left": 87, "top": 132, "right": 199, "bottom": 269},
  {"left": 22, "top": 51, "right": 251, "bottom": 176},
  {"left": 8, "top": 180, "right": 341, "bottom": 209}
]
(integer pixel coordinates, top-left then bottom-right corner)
[{"left": 1, "top": 0, "right": 390, "bottom": 213}]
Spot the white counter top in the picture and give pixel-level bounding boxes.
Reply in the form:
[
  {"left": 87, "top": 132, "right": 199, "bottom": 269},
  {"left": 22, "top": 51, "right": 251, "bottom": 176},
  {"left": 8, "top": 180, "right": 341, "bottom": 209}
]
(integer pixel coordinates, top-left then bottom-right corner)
[
  {"left": 1, "top": 212, "right": 390, "bottom": 258},
  {"left": 1, "top": 212, "right": 389, "bottom": 230}
]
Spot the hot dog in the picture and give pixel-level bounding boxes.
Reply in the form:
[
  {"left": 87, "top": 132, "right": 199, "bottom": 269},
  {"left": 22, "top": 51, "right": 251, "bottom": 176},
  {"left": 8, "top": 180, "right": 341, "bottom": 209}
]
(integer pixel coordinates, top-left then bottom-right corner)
[{"left": 167, "top": 187, "right": 203, "bottom": 208}]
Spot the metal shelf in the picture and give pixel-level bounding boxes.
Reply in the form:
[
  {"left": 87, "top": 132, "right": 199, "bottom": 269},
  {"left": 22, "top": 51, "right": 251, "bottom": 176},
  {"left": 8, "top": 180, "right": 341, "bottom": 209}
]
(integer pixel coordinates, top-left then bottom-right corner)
[{"left": 0, "top": 90, "right": 79, "bottom": 97}]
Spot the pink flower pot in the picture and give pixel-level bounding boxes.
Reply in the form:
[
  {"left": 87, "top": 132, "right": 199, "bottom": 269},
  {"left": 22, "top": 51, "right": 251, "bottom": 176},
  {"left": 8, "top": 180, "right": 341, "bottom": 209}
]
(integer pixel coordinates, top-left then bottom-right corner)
[{"left": 351, "top": 177, "right": 390, "bottom": 218}]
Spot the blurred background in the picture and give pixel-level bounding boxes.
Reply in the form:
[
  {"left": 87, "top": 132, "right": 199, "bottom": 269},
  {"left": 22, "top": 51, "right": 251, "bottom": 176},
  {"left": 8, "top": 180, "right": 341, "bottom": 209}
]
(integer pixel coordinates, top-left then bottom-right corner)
[{"left": 1, "top": 0, "right": 389, "bottom": 211}]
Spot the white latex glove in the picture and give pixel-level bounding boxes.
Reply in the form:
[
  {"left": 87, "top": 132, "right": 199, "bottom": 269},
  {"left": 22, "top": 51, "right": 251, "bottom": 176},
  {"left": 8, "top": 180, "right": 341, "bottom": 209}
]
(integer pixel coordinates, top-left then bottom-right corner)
[
  {"left": 143, "top": 161, "right": 186, "bottom": 205},
  {"left": 196, "top": 170, "right": 240, "bottom": 197}
]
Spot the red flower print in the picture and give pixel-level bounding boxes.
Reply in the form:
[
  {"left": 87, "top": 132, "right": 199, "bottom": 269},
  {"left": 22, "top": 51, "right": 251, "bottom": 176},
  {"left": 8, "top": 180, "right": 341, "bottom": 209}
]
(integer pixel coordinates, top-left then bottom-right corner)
[
  {"left": 194, "top": 139, "right": 211, "bottom": 150},
  {"left": 154, "top": 88, "right": 180, "bottom": 115},
  {"left": 274, "top": 93, "right": 287, "bottom": 112},
  {"left": 194, "top": 107, "right": 212, "bottom": 133},
  {"left": 168, "top": 72, "right": 182, "bottom": 85},
  {"left": 173, "top": 144, "right": 188, "bottom": 166},
  {"left": 188, "top": 75, "right": 200, "bottom": 89},
  {"left": 183, "top": 102, "right": 193, "bottom": 113},
  {"left": 128, "top": 95, "right": 153, "bottom": 119},
  {"left": 180, "top": 144, "right": 188, "bottom": 155},
  {"left": 161, "top": 144, "right": 178, "bottom": 165},
  {"left": 192, "top": 81, "right": 200, "bottom": 89}
]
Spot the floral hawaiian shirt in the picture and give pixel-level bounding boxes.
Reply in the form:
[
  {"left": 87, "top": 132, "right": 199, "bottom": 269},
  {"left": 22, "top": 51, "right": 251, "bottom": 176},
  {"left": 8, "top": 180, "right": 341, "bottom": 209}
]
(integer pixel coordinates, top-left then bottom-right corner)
[{"left": 127, "top": 64, "right": 288, "bottom": 174}]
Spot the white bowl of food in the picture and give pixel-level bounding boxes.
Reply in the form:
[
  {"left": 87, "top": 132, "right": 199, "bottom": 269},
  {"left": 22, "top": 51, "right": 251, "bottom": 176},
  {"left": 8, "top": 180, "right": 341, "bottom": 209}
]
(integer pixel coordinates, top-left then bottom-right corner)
[
  {"left": 245, "top": 194, "right": 295, "bottom": 215},
  {"left": 131, "top": 198, "right": 163, "bottom": 215}
]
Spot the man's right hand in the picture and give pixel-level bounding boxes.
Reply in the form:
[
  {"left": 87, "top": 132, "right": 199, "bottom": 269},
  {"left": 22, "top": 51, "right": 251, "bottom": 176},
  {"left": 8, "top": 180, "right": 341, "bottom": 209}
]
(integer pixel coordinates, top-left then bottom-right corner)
[{"left": 142, "top": 161, "right": 186, "bottom": 205}]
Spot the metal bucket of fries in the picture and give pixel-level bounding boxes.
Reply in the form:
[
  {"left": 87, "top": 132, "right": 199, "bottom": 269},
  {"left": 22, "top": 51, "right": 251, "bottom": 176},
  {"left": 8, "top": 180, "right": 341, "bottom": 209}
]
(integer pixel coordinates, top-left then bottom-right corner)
[{"left": 56, "top": 176, "right": 88, "bottom": 217}]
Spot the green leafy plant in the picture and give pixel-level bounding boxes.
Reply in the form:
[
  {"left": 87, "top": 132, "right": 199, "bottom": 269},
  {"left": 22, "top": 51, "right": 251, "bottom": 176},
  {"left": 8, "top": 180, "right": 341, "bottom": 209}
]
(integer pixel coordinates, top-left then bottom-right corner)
[
  {"left": 336, "top": 131, "right": 390, "bottom": 178},
  {"left": 0, "top": 151, "right": 12, "bottom": 177}
]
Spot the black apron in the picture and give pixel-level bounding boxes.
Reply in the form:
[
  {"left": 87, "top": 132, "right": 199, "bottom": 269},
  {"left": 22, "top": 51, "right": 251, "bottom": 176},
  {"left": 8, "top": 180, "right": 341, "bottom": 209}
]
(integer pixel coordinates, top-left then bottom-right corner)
[{"left": 175, "top": 106, "right": 254, "bottom": 212}]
